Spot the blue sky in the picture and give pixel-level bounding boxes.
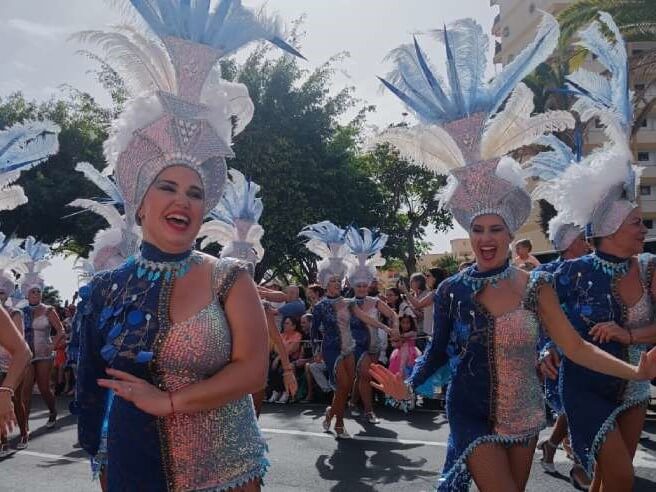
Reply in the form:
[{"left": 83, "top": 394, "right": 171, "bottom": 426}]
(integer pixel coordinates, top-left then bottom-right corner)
[{"left": 0, "top": 0, "right": 497, "bottom": 299}]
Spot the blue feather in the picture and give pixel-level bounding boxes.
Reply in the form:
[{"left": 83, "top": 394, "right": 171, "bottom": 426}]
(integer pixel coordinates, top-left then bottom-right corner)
[
  {"left": 412, "top": 38, "right": 452, "bottom": 116},
  {"left": 128, "top": 0, "right": 303, "bottom": 59},
  {"left": 442, "top": 25, "right": 465, "bottom": 114},
  {"left": 0, "top": 121, "right": 59, "bottom": 174},
  {"left": 377, "top": 77, "right": 435, "bottom": 122}
]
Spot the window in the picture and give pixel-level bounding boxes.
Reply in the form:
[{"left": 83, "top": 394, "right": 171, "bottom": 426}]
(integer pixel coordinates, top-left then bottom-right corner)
[
  {"left": 641, "top": 119, "right": 649, "bottom": 128},
  {"left": 635, "top": 83, "right": 646, "bottom": 91},
  {"left": 634, "top": 49, "right": 645, "bottom": 55},
  {"left": 594, "top": 118, "right": 604, "bottom": 129},
  {"left": 640, "top": 185, "right": 651, "bottom": 196},
  {"left": 503, "top": 26, "right": 510, "bottom": 38},
  {"left": 644, "top": 219, "right": 654, "bottom": 229},
  {"left": 529, "top": 3, "right": 536, "bottom": 13},
  {"left": 638, "top": 152, "right": 651, "bottom": 162}
]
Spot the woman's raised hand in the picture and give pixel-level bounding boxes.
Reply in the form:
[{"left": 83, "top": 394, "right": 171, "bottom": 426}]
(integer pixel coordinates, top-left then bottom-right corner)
[{"left": 368, "top": 364, "right": 410, "bottom": 400}]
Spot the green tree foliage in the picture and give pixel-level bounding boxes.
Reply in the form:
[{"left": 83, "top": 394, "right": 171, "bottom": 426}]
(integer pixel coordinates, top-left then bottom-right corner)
[
  {"left": 357, "top": 143, "right": 452, "bottom": 275},
  {"left": 0, "top": 90, "right": 113, "bottom": 255},
  {"left": 42, "top": 285, "right": 62, "bottom": 306},
  {"left": 435, "top": 254, "right": 460, "bottom": 275}
]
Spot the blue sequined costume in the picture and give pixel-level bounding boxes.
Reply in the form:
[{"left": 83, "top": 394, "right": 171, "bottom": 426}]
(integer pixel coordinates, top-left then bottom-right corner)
[
  {"left": 534, "top": 259, "right": 565, "bottom": 416},
  {"left": 554, "top": 251, "right": 653, "bottom": 478},
  {"left": 409, "top": 263, "right": 550, "bottom": 491},
  {"left": 311, "top": 297, "right": 355, "bottom": 389},
  {"left": 75, "top": 243, "right": 267, "bottom": 491}
]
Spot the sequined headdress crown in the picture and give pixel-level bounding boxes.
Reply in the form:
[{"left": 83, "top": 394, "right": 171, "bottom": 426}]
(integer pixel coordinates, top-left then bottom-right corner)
[
  {"left": 299, "top": 221, "right": 348, "bottom": 289},
  {"left": 377, "top": 13, "right": 573, "bottom": 233},
  {"left": 198, "top": 169, "right": 264, "bottom": 265},
  {"left": 532, "top": 13, "right": 638, "bottom": 239},
  {"left": 19, "top": 236, "right": 51, "bottom": 297},
  {"left": 84, "top": 1, "right": 302, "bottom": 225},
  {"left": 345, "top": 226, "right": 388, "bottom": 286}
]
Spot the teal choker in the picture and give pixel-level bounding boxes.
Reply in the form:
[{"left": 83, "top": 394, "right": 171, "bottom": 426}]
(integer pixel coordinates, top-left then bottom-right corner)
[
  {"left": 592, "top": 253, "right": 631, "bottom": 277},
  {"left": 462, "top": 263, "right": 514, "bottom": 292},
  {"left": 133, "top": 250, "right": 204, "bottom": 281}
]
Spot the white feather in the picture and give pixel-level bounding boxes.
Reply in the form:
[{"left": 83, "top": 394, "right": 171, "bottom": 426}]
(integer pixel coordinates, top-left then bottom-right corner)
[
  {"left": 481, "top": 83, "right": 575, "bottom": 159},
  {"left": 69, "top": 199, "right": 124, "bottom": 229},
  {"left": 495, "top": 156, "right": 526, "bottom": 188},
  {"left": 375, "top": 124, "right": 465, "bottom": 173},
  {"left": 198, "top": 220, "right": 236, "bottom": 249},
  {"left": 0, "top": 186, "right": 27, "bottom": 212},
  {"left": 103, "top": 93, "right": 164, "bottom": 171},
  {"left": 533, "top": 145, "right": 631, "bottom": 228}
]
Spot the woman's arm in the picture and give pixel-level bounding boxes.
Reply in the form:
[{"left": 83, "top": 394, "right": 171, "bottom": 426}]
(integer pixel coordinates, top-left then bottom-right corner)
[
  {"left": 375, "top": 299, "right": 399, "bottom": 331},
  {"left": 539, "top": 284, "right": 656, "bottom": 380},
  {"left": 46, "top": 307, "right": 66, "bottom": 346},
  {"left": 0, "top": 308, "right": 30, "bottom": 435},
  {"left": 257, "top": 286, "right": 287, "bottom": 303},
  {"left": 351, "top": 304, "right": 391, "bottom": 333},
  {"left": 402, "top": 290, "right": 434, "bottom": 310}
]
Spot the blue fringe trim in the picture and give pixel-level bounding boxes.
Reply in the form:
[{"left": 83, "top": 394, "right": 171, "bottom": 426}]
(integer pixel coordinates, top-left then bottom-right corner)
[
  {"left": 193, "top": 458, "right": 270, "bottom": 492},
  {"left": 579, "top": 397, "right": 649, "bottom": 479},
  {"left": 437, "top": 426, "right": 545, "bottom": 492}
]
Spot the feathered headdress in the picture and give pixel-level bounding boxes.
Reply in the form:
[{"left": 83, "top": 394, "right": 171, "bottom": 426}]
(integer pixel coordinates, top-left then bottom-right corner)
[
  {"left": 198, "top": 169, "right": 264, "bottom": 264},
  {"left": 19, "top": 236, "right": 51, "bottom": 297},
  {"left": 525, "top": 136, "right": 584, "bottom": 251},
  {"left": 0, "top": 233, "right": 30, "bottom": 299},
  {"left": 298, "top": 221, "right": 348, "bottom": 289},
  {"left": 533, "top": 12, "right": 637, "bottom": 239},
  {"left": 68, "top": 162, "right": 140, "bottom": 277},
  {"left": 77, "top": 0, "right": 302, "bottom": 226},
  {"left": 345, "top": 226, "right": 388, "bottom": 286},
  {"left": 0, "top": 120, "right": 60, "bottom": 212},
  {"left": 377, "top": 13, "right": 574, "bottom": 233}
]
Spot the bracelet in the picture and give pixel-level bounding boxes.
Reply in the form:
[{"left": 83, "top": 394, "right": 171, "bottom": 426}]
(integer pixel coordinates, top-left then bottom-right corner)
[
  {"left": 168, "top": 392, "right": 175, "bottom": 416},
  {"left": 0, "top": 386, "right": 15, "bottom": 398}
]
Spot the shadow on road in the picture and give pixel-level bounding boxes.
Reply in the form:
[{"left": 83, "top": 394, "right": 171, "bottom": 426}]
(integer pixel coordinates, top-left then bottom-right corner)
[{"left": 315, "top": 425, "right": 438, "bottom": 491}]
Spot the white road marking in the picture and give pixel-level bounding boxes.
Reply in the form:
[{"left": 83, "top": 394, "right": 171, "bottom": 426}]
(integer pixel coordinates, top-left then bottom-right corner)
[{"left": 9, "top": 428, "right": 655, "bottom": 471}]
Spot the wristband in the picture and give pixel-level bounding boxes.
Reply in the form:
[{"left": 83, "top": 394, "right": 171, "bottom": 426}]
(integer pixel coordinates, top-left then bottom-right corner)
[
  {"left": 168, "top": 392, "right": 175, "bottom": 415},
  {"left": 0, "top": 386, "right": 15, "bottom": 398}
]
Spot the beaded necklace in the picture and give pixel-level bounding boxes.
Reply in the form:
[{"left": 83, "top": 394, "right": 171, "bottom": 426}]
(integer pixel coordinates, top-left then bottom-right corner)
[
  {"left": 461, "top": 262, "right": 514, "bottom": 292},
  {"left": 592, "top": 252, "right": 631, "bottom": 277},
  {"left": 133, "top": 250, "right": 203, "bottom": 281}
]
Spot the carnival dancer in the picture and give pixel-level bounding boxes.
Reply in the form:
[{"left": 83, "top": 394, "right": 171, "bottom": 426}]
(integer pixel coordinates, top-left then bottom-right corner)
[
  {"left": 534, "top": 13, "right": 656, "bottom": 491},
  {"left": 19, "top": 237, "right": 66, "bottom": 431},
  {"left": 344, "top": 226, "right": 399, "bottom": 424},
  {"left": 300, "top": 221, "right": 392, "bottom": 438},
  {"left": 524, "top": 137, "right": 591, "bottom": 487},
  {"left": 0, "top": 118, "right": 60, "bottom": 452},
  {"left": 369, "top": 13, "right": 656, "bottom": 492},
  {"left": 198, "top": 169, "right": 297, "bottom": 415},
  {"left": 73, "top": 1, "right": 302, "bottom": 490}
]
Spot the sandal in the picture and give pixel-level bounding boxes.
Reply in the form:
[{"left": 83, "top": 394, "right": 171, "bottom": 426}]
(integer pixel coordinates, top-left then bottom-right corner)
[
  {"left": 322, "top": 406, "right": 332, "bottom": 432},
  {"left": 45, "top": 412, "right": 57, "bottom": 430},
  {"left": 569, "top": 464, "right": 591, "bottom": 491},
  {"left": 538, "top": 439, "right": 557, "bottom": 473},
  {"left": 365, "top": 412, "right": 380, "bottom": 425},
  {"left": 16, "top": 435, "right": 28, "bottom": 450},
  {"left": 334, "top": 425, "right": 351, "bottom": 439}
]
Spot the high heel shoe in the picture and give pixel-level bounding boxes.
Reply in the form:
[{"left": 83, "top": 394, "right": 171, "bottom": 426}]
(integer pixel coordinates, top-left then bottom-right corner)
[
  {"left": 538, "top": 439, "right": 557, "bottom": 473},
  {"left": 569, "top": 464, "right": 591, "bottom": 491},
  {"left": 334, "top": 425, "right": 350, "bottom": 439},
  {"left": 322, "top": 406, "right": 332, "bottom": 432}
]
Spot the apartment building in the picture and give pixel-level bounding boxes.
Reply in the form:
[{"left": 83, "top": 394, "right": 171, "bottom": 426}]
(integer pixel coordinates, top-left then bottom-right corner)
[{"left": 491, "top": 0, "right": 656, "bottom": 249}]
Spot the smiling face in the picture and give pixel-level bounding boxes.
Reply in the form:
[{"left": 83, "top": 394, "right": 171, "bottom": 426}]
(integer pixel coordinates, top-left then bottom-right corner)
[
  {"left": 354, "top": 282, "right": 368, "bottom": 299},
  {"left": 325, "top": 276, "right": 341, "bottom": 297},
  {"left": 385, "top": 288, "right": 399, "bottom": 305},
  {"left": 605, "top": 207, "right": 647, "bottom": 256},
  {"left": 28, "top": 287, "right": 42, "bottom": 305},
  {"left": 470, "top": 214, "right": 512, "bottom": 271},
  {"left": 138, "top": 166, "right": 205, "bottom": 253}
]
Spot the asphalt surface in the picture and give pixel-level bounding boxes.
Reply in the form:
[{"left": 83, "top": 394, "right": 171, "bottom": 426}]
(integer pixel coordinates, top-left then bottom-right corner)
[{"left": 1, "top": 396, "right": 654, "bottom": 491}]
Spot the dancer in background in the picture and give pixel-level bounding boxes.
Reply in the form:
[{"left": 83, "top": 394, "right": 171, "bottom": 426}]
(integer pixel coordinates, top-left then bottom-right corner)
[
  {"left": 300, "top": 221, "right": 391, "bottom": 439},
  {"left": 369, "top": 12, "right": 656, "bottom": 492},
  {"left": 198, "top": 169, "right": 297, "bottom": 415},
  {"left": 20, "top": 238, "right": 65, "bottom": 431},
  {"left": 344, "top": 226, "right": 398, "bottom": 424},
  {"left": 73, "top": 1, "right": 302, "bottom": 489}
]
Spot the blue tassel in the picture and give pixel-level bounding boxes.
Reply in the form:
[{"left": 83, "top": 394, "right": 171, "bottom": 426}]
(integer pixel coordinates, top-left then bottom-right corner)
[
  {"left": 107, "top": 323, "right": 123, "bottom": 341},
  {"left": 100, "top": 344, "right": 119, "bottom": 362}
]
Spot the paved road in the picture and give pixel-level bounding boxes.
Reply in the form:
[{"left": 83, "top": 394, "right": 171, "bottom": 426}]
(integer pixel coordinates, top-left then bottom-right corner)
[{"left": 1, "top": 397, "right": 655, "bottom": 491}]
